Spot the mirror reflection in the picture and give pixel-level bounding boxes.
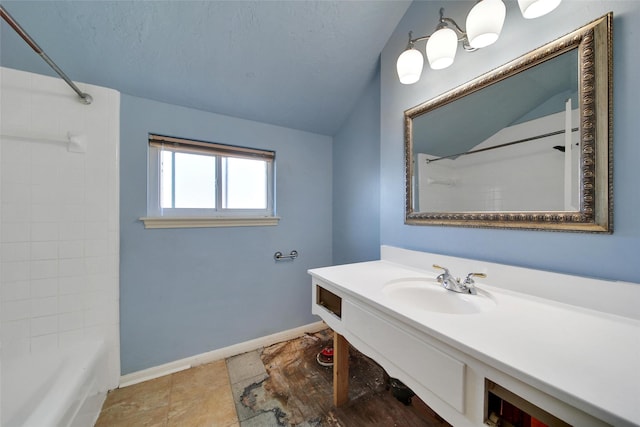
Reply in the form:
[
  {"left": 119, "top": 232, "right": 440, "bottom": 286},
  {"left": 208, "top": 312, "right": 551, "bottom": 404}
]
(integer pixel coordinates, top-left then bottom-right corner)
[
  {"left": 412, "top": 49, "right": 579, "bottom": 213},
  {"left": 404, "top": 13, "right": 612, "bottom": 232}
]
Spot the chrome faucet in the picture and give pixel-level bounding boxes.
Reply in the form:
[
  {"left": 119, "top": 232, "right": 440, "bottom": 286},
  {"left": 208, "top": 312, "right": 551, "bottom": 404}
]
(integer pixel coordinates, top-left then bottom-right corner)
[{"left": 433, "top": 264, "right": 486, "bottom": 295}]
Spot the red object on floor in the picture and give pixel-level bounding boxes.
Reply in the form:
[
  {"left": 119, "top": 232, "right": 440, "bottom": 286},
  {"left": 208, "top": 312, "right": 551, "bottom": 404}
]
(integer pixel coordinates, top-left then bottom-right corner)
[{"left": 317, "top": 346, "right": 334, "bottom": 367}]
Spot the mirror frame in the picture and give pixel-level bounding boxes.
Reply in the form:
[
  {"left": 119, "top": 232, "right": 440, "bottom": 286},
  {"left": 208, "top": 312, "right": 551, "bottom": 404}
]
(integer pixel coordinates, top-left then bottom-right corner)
[{"left": 404, "top": 13, "right": 612, "bottom": 233}]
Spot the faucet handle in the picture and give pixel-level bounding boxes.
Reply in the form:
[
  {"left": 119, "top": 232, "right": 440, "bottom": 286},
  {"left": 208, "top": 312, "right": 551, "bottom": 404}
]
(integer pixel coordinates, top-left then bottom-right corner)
[
  {"left": 462, "top": 272, "right": 485, "bottom": 295},
  {"left": 463, "top": 272, "right": 486, "bottom": 284},
  {"left": 432, "top": 264, "right": 450, "bottom": 274},
  {"left": 433, "top": 264, "right": 455, "bottom": 285}
]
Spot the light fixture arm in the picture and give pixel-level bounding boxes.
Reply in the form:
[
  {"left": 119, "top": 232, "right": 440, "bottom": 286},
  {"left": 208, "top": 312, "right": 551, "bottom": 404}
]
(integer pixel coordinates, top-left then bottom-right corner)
[
  {"left": 439, "top": 17, "right": 476, "bottom": 52},
  {"left": 404, "top": 8, "right": 476, "bottom": 53},
  {"left": 406, "top": 30, "right": 430, "bottom": 47},
  {"left": 439, "top": 7, "right": 464, "bottom": 35}
]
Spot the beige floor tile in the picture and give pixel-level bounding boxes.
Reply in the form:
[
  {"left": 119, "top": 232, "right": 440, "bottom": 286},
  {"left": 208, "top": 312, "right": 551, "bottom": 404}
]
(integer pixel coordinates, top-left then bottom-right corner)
[
  {"left": 98, "top": 375, "right": 172, "bottom": 423},
  {"left": 168, "top": 377, "right": 238, "bottom": 426},
  {"left": 97, "top": 361, "right": 239, "bottom": 427},
  {"left": 171, "top": 360, "right": 230, "bottom": 395},
  {"left": 95, "top": 405, "right": 168, "bottom": 427},
  {"left": 102, "top": 375, "right": 172, "bottom": 408}
]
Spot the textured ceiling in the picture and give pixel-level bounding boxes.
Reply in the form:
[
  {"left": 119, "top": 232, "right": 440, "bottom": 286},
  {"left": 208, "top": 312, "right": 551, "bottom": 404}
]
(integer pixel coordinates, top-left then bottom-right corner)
[{"left": 1, "top": 1, "right": 411, "bottom": 136}]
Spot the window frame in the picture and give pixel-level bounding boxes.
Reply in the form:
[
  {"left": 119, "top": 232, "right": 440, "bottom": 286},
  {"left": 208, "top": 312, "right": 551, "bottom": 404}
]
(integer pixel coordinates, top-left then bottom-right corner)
[{"left": 143, "top": 134, "right": 278, "bottom": 229}]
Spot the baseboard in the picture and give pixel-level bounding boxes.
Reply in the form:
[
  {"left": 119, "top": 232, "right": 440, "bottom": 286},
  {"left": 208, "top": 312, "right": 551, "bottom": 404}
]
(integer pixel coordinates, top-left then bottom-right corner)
[{"left": 119, "top": 320, "right": 327, "bottom": 388}]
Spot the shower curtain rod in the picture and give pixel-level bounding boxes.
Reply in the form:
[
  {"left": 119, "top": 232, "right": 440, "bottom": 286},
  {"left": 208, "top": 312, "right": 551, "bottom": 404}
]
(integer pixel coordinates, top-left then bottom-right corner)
[
  {"left": 0, "top": 5, "right": 92, "bottom": 105},
  {"left": 425, "top": 127, "right": 579, "bottom": 164}
]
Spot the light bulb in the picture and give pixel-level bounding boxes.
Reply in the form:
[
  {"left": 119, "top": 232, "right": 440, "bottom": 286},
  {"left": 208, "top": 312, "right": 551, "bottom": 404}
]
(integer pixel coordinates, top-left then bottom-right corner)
[
  {"left": 426, "top": 28, "right": 458, "bottom": 70},
  {"left": 396, "top": 48, "right": 424, "bottom": 84},
  {"left": 518, "top": 0, "right": 562, "bottom": 19},
  {"left": 466, "top": 0, "right": 506, "bottom": 49}
]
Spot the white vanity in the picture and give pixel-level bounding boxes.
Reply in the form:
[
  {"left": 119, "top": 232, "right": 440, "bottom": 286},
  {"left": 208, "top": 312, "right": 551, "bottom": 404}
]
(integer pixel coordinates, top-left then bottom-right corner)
[{"left": 309, "top": 246, "right": 640, "bottom": 427}]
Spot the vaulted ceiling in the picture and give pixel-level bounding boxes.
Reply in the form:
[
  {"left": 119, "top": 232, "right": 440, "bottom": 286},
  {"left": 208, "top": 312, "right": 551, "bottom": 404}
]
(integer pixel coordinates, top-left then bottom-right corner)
[{"left": 1, "top": 1, "right": 411, "bottom": 136}]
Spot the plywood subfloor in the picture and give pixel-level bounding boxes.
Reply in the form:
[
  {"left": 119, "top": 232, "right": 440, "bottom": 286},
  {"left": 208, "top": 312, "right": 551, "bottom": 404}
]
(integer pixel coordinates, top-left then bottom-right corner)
[{"left": 232, "top": 328, "right": 451, "bottom": 426}]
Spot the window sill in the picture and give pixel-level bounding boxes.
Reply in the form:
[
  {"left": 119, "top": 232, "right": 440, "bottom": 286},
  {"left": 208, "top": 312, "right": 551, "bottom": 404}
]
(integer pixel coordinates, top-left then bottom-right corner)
[{"left": 139, "top": 216, "right": 280, "bottom": 229}]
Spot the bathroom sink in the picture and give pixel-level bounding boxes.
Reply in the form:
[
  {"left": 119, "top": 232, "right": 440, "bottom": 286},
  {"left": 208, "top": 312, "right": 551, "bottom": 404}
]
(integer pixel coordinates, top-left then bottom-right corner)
[{"left": 382, "top": 278, "right": 496, "bottom": 314}]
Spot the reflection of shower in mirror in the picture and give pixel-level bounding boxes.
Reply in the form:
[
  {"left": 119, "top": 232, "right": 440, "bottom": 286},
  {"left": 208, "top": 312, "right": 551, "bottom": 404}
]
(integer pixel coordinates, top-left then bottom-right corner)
[{"left": 415, "top": 108, "right": 579, "bottom": 213}]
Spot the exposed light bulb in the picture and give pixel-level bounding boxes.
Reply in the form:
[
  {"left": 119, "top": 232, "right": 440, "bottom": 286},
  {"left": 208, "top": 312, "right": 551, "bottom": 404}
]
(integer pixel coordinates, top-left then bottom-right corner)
[
  {"left": 518, "top": 0, "right": 562, "bottom": 19},
  {"left": 426, "top": 28, "right": 458, "bottom": 70},
  {"left": 466, "top": 0, "right": 506, "bottom": 49},
  {"left": 396, "top": 48, "right": 424, "bottom": 85}
]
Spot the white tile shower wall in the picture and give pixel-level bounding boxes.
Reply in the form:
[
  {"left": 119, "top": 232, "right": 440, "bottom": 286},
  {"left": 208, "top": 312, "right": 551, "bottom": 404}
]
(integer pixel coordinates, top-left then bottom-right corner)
[
  {"left": 419, "top": 145, "right": 565, "bottom": 212},
  {"left": 417, "top": 111, "right": 575, "bottom": 212},
  {"left": 0, "top": 67, "right": 120, "bottom": 388}
]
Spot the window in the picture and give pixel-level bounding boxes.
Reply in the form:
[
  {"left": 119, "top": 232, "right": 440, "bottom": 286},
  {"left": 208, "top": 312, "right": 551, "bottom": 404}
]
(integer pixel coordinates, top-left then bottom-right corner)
[{"left": 143, "top": 134, "right": 277, "bottom": 228}]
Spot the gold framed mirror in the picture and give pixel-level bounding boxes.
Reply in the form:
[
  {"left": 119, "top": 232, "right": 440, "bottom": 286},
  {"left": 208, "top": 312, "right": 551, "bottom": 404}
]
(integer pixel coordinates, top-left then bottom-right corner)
[{"left": 405, "top": 13, "right": 612, "bottom": 232}]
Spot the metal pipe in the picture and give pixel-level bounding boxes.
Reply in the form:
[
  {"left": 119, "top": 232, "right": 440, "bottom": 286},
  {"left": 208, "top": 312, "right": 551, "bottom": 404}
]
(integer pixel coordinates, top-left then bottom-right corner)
[
  {"left": 0, "top": 5, "right": 92, "bottom": 105},
  {"left": 425, "top": 128, "right": 579, "bottom": 164}
]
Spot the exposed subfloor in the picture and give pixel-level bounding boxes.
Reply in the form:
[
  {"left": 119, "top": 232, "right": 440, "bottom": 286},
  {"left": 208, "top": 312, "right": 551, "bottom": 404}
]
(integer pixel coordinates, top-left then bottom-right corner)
[{"left": 96, "top": 328, "right": 451, "bottom": 426}]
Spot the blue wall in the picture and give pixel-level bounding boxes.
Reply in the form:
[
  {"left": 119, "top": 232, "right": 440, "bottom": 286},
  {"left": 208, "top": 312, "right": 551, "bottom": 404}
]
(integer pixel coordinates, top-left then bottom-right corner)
[
  {"left": 120, "top": 95, "right": 332, "bottom": 374},
  {"left": 379, "top": 1, "right": 640, "bottom": 284},
  {"left": 332, "top": 70, "right": 381, "bottom": 265}
]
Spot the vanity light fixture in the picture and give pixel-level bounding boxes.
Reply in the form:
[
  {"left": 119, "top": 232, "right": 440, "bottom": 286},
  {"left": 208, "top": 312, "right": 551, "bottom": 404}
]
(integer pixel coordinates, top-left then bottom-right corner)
[
  {"left": 397, "top": 0, "right": 562, "bottom": 84},
  {"left": 518, "top": 0, "right": 562, "bottom": 19}
]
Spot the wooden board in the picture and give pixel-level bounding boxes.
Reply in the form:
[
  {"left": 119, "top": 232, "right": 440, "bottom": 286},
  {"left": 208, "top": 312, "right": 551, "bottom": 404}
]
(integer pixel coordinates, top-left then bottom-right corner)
[{"left": 333, "top": 332, "right": 349, "bottom": 407}]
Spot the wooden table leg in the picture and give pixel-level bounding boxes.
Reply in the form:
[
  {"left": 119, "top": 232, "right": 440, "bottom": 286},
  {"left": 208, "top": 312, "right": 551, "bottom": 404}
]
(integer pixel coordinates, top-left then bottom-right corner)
[{"left": 333, "top": 332, "right": 349, "bottom": 407}]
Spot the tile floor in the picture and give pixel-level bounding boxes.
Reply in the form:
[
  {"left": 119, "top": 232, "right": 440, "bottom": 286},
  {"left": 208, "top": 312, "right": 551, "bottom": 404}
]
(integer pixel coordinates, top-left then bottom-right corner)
[
  {"left": 96, "top": 360, "right": 238, "bottom": 426},
  {"left": 96, "top": 350, "right": 282, "bottom": 426},
  {"left": 96, "top": 330, "right": 445, "bottom": 426}
]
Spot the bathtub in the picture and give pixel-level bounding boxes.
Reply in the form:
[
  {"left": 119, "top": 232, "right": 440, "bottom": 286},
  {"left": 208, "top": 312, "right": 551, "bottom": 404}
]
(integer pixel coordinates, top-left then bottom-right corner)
[{"left": 1, "top": 340, "right": 108, "bottom": 427}]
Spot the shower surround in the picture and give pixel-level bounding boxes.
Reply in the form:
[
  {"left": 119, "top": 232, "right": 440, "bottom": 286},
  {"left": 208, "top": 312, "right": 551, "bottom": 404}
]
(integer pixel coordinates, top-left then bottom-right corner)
[{"left": 1, "top": 66, "right": 120, "bottom": 420}]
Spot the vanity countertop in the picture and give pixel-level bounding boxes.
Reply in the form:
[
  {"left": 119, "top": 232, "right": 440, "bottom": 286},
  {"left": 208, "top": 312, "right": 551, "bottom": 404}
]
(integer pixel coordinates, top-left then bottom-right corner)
[{"left": 309, "top": 259, "right": 640, "bottom": 426}]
